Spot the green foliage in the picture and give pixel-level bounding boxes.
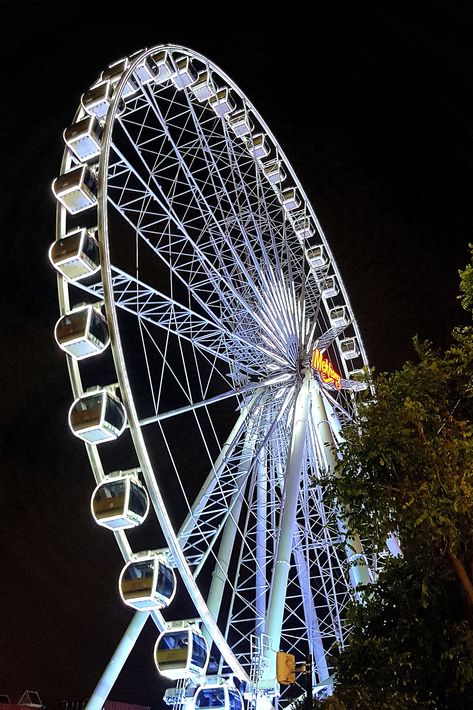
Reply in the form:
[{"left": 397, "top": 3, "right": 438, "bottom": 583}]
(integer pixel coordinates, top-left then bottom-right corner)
[
  {"left": 316, "top": 558, "right": 473, "bottom": 709},
  {"left": 328, "top": 328, "right": 473, "bottom": 571},
  {"left": 317, "top": 249, "right": 473, "bottom": 707},
  {"left": 459, "top": 244, "right": 473, "bottom": 313}
]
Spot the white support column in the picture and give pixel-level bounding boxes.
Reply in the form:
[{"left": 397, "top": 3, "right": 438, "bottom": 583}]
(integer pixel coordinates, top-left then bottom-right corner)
[
  {"left": 255, "top": 446, "right": 267, "bottom": 638},
  {"left": 311, "top": 382, "right": 370, "bottom": 592},
  {"left": 292, "top": 530, "right": 329, "bottom": 684},
  {"left": 85, "top": 611, "right": 150, "bottom": 710},
  {"left": 262, "top": 371, "right": 311, "bottom": 685}
]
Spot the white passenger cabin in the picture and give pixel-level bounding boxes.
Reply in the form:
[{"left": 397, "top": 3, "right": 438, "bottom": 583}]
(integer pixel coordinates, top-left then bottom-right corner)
[
  {"left": 292, "top": 213, "right": 315, "bottom": 238},
  {"left": 101, "top": 58, "right": 129, "bottom": 83},
  {"left": 52, "top": 165, "right": 97, "bottom": 215},
  {"left": 227, "top": 110, "right": 253, "bottom": 137},
  {"left": 280, "top": 188, "right": 300, "bottom": 212},
  {"left": 119, "top": 555, "right": 176, "bottom": 611},
  {"left": 64, "top": 115, "right": 102, "bottom": 163},
  {"left": 306, "top": 245, "right": 327, "bottom": 269},
  {"left": 68, "top": 389, "right": 127, "bottom": 444},
  {"left": 132, "top": 57, "right": 154, "bottom": 85},
  {"left": 82, "top": 81, "right": 115, "bottom": 120},
  {"left": 101, "top": 58, "right": 139, "bottom": 99},
  {"left": 54, "top": 304, "right": 109, "bottom": 360},
  {"left": 191, "top": 71, "right": 215, "bottom": 102},
  {"left": 91, "top": 473, "right": 149, "bottom": 530},
  {"left": 209, "top": 88, "right": 235, "bottom": 117},
  {"left": 49, "top": 227, "right": 100, "bottom": 281},
  {"left": 261, "top": 158, "right": 285, "bottom": 184},
  {"left": 247, "top": 133, "right": 271, "bottom": 160},
  {"left": 151, "top": 50, "right": 173, "bottom": 84},
  {"left": 192, "top": 684, "right": 243, "bottom": 710},
  {"left": 172, "top": 56, "right": 198, "bottom": 89},
  {"left": 155, "top": 626, "right": 209, "bottom": 680},
  {"left": 339, "top": 337, "right": 360, "bottom": 360},
  {"left": 329, "top": 306, "right": 349, "bottom": 328},
  {"left": 321, "top": 276, "right": 339, "bottom": 299}
]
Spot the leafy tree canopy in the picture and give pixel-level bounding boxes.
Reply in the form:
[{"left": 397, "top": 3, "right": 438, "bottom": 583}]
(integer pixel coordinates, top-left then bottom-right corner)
[
  {"left": 316, "top": 253, "right": 473, "bottom": 708},
  {"left": 333, "top": 328, "right": 473, "bottom": 584}
]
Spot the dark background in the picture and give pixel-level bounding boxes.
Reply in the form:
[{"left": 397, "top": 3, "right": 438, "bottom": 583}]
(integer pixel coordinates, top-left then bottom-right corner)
[{"left": 1, "top": 2, "right": 472, "bottom": 707}]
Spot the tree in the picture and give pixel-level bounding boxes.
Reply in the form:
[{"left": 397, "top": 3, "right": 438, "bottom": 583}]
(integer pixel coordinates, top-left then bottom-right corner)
[{"left": 316, "top": 258, "right": 473, "bottom": 708}]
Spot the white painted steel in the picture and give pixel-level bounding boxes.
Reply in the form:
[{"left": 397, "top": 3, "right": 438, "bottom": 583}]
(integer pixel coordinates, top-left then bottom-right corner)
[{"left": 51, "top": 44, "right": 373, "bottom": 706}]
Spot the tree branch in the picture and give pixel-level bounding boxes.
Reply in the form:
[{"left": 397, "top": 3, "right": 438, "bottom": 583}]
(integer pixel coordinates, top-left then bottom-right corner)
[{"left": 450, "top": 552, "right": 473, "bottom": 605}]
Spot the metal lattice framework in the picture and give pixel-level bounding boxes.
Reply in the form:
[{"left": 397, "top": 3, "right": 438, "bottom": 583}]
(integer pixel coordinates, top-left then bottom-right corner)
[{"left": 51, "top": 45, "right": 373, "bottom": 708}]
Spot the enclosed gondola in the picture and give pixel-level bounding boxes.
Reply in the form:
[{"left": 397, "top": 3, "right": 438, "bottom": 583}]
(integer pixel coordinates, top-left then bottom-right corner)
[
  {"left": 150, "top": 50, "right": 173, "bottom": 84},
  {"left": 227, "top": 109, "right": 253, "bottom": 137},
  {"left": 247, "top": 133, "right": 270, "bottom": 160},
  {"left": 329, "top": 306, "right": 349, "bottom": 328},
  {"left": 132, "top": 52, "right": 158, "bottom": 86},
  {"left": 82, "top": 80, "right": 115, "bottom": 120},
  {"left": 321, "top": 275, "right": 339, "bottom": 300},
  {"left": 192, "top": 684, "right": 243, "bottom": 710},
  {"left": 54, "top": 304, "right": 109, "bottom": 360},
  {"left": 154, "top": 626, "right": 209, "bottom": 680},
  {"left": 64, "top": 115, "right": 102, "bottom": 163},
  {"left": 91, "top": 473, "right": 149, "bottom": 530},
  {"left": 209, "top": 88, "right": 235, "bottom": 117},
  {"left": 261, "top": 158, "right": 286, "bottom": 185},
  {"left": 68, "top": 389, "right": 127, "bottom": 444},
  {"left": 49, "top": 227, "right": 100, "bottom": 282},
  {"left": 172, "top": 56, "right": 197, "bottom": 89},
  {"left": 339, "top": 337, "right": 360, "bottom": 360},
  {"left": 280, "top": 187, "right": 300, "bottom": 212},
  {"left": 52, "top": 165, "right": 97, "bottom": 214},
  {"left": 190, "top": 71, "right": 215, "bottom": 102},
  {"left": 119, "top": 555, "right": 176, "bottom": 611},
  {"left": 292, "top": 212, "right": 314, "bottom": 238},
  {"left": 306, "top": 245, "right": 327, "bottom": 269},
  {"left": 101, "top": 58, "right": 139, "bottom": 98}
]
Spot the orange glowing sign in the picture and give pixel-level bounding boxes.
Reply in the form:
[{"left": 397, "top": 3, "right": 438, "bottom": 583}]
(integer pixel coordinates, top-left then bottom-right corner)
[{"left": 311, "top": 349, "right": 341, "bottom": 389}]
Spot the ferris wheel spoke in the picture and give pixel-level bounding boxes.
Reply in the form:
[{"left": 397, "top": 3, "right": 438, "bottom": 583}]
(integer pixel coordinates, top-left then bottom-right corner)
[
  {"left": 217, "top": 124, "right": 300, "bottom": 283},
  {"left": 119, "top": 85, "right": 305, "bottom": 348},
  {"left": 172, "top": 97, "right": 309, "bottom": 350},
  {"left": 116, "top": 100, "right": 274, "bottom": 315},
  {"left": 106, "top": 143, "right": 293, "bottom": 366},
  {"left": 176, "top": 386, "right": 295, "bottom": 571},
  {"left": 101, "top": 198, "right": 289, "bottom": 377},
  {"left": 137, "top": 373, "right": 294, "bottom": 428},
  {"left": 164, "top": 85, "right": 285, "bottom": 287},
  {"left": 82, "top": 264, "right": 280, "bottom": 375},
  {"left": 191, "top": 385, "right": 296, "bottom": 583},
  {"left": 173, "top": 75, "right": 308, "bottom": 295}
]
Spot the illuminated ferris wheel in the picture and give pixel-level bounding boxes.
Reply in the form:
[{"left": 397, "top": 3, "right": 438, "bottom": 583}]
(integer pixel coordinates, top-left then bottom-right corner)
[{"left": 50, "top": 45, "right": 374, "bottom": 710}]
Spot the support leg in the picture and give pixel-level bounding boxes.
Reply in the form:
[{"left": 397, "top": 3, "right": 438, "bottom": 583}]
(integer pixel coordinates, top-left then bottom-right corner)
[
  {"left": 85, "top": 611, "right": 150, "bottom": 710},
  {"left": 311, "top": 383, "right": 370, "bottom": 592},
  {"left": 261, "top": 371, "right": 311, "bottom": 684}
]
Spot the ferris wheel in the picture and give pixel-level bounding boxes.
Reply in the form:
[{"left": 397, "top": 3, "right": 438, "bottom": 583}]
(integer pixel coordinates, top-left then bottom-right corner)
[{"left": 50, "top": 45, "right": 373, "bottom": 709}]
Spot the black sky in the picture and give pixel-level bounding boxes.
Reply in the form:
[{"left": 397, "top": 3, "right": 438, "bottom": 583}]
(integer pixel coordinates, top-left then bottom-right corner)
[{"left": 1, "top": 2, "right": 472, "bottom": 707}]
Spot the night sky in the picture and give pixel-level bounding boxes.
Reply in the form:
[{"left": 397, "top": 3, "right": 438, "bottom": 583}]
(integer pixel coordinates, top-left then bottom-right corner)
[{"left": 1, "top": 2, "right": 472, "bottom": 707}]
